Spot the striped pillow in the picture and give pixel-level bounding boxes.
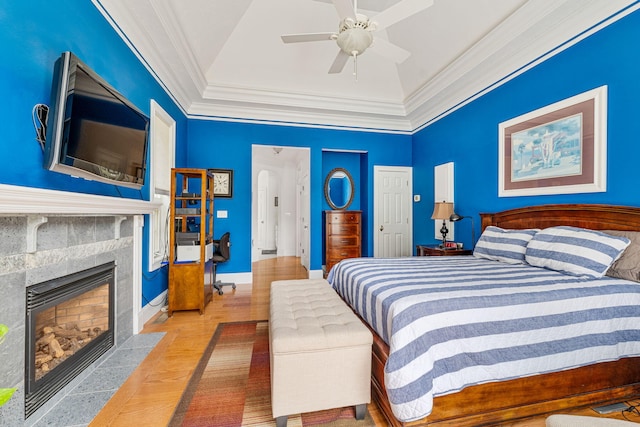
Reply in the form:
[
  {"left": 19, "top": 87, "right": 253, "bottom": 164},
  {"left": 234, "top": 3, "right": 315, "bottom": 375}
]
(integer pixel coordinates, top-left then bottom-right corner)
[
  {"left": 525, "top": 226, "right": 630, "bottom": 278},
  {"left": 473, "top": 226, "right": 539, "bottom": 264}
]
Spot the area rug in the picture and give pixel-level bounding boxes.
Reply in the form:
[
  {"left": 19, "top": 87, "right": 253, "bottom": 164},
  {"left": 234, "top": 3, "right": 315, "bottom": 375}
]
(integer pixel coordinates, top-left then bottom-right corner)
[{"left": 169, "top": 321, "right": 375, "bottom": 427}]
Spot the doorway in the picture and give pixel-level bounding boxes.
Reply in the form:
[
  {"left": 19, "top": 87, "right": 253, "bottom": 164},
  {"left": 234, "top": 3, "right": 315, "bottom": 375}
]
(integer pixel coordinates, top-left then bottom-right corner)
[{"left": 251, "top": 146, "right": 310, "bottom": 271}]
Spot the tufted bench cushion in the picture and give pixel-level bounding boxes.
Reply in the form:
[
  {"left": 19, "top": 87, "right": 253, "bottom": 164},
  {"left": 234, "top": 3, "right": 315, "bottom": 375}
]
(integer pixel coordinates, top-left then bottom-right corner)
[
  {"left": 269, "top": 278, "right": 372, "bottom": 426},
  {"left": 546, "top": 415, "right": 638, "bottom": 426}
]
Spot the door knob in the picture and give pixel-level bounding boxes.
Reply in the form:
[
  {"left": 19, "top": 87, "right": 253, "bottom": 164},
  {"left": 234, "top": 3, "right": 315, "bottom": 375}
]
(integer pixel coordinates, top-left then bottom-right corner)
[{"left": 379, "top": 225, "right": 384, "bottom": 231}]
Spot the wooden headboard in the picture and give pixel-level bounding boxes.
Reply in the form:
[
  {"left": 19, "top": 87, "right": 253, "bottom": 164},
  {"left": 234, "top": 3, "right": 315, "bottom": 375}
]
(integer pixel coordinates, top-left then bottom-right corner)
[{"left": 480, "top": 204, "right": 640, "bottom": 232}]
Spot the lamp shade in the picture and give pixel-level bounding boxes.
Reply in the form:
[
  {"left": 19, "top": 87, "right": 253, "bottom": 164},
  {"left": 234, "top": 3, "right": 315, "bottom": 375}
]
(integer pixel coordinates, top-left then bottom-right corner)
[{"left": 431, "top": 202, "right": 454, "bottom": 220}]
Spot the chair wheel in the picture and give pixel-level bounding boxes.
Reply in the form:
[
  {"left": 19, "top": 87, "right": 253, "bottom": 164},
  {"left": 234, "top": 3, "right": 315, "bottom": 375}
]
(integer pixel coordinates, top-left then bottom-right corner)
[
  {"left": 218, "top": 290, "right": 224, "bottom": 295},
  {"left": 232, "top": 284, "right": 236, "bottom": 290}
]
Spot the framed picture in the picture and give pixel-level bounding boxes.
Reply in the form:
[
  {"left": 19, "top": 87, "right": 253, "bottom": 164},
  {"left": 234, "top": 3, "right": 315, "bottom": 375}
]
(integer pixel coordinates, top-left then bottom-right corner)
[
  {"left": 498, "top": 86, "right": 607, "bottom": 197},
  {"left": 208, "top": 168, "right": 233, "bottom": 198}
]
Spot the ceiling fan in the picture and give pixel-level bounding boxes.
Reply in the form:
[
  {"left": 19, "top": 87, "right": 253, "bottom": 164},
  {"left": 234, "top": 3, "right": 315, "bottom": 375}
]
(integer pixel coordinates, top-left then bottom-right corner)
[{"left": 281, "top": 0, "right": 434, "bottom": 78}]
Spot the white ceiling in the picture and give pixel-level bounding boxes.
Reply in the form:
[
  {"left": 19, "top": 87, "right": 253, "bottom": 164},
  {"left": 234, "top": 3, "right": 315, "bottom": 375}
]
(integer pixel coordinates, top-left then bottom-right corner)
[{"left": 94, "top": 0, "right": 637, "bottom": 133}]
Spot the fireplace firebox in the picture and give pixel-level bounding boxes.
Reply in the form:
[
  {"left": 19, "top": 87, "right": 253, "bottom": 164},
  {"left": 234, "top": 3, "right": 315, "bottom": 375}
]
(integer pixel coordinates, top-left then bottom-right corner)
[{"left": 25, "top": 262, "right": 115, "bottom": 418}]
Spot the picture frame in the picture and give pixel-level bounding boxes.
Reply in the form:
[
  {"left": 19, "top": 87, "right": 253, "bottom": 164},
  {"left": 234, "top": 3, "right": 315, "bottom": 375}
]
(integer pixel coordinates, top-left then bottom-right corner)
[
  {"left": 208, "top": 168, "right": 233, "bottom": 198},
  {"left": 498, "top": 86, "right": 607, "bottom": 197}
]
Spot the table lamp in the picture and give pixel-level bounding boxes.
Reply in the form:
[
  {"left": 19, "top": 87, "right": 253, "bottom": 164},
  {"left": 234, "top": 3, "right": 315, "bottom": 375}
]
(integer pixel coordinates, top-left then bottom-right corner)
[{"left": 431, "top": 201, "right": 454, "bottom": 248}]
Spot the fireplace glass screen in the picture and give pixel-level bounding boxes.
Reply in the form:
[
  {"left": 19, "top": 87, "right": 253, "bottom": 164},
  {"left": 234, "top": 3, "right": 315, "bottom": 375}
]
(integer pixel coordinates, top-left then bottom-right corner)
[{"left": 25, "top": 262, "right": 115, "bottom": 418}]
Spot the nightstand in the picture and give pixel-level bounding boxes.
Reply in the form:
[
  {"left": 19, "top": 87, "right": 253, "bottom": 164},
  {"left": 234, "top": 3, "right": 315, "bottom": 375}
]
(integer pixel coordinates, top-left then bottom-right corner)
[{"left": 416, "top": 244, "right": 473, "bottom": 256}]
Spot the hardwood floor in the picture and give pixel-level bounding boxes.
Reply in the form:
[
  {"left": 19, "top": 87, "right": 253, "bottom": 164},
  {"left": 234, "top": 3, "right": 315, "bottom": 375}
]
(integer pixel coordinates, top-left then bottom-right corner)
[{"left": 90, "top": 257, "right": 639, "bottom": 426}]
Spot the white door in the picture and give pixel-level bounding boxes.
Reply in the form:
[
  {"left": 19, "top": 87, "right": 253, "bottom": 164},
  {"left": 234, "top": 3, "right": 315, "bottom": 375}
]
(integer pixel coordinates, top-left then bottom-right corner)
[{"left": 374, "top": 166, "right": 413, "bottom": 258}]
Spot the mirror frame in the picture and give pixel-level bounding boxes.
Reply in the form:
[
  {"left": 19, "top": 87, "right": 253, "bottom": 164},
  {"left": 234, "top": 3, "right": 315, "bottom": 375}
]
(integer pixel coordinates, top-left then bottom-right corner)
[{"left": 324, "top": 167, "right": 355, "bottom": 210}]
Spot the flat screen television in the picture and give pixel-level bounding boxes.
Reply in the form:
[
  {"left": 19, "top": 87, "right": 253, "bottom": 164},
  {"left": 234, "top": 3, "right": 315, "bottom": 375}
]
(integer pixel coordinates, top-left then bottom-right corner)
[{"left": 43, "top": 51, "right": 149, "bottom": 189}]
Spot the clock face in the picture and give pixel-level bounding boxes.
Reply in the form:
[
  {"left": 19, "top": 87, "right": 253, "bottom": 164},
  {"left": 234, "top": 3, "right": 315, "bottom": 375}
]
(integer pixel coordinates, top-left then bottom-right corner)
[
  {"left": 209, "top": 169, "right": 233, "bottom": 197},
  {"left": 214, "top": 173, "right": 228, "bottom": 193}
]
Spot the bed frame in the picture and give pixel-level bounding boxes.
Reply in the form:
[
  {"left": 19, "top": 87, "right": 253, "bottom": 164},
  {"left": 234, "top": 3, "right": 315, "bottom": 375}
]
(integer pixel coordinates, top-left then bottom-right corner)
[{"left": 369, "top": 204, "right": 640, "bottom": 427}]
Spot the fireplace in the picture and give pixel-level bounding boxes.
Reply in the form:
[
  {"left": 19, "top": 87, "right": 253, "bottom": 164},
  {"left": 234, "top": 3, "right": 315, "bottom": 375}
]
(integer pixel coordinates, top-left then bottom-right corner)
[{"left": 24, "top": 262, "right": 115, "bottom": 418}]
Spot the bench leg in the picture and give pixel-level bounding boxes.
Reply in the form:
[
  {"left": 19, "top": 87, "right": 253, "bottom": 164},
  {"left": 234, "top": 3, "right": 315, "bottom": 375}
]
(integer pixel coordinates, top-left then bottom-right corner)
[
  {"left": 275, "top": 415, "right": 288, "bottom": 427},
  {"left": 355, "top": 404, "right": 366, "bottom": 420}
]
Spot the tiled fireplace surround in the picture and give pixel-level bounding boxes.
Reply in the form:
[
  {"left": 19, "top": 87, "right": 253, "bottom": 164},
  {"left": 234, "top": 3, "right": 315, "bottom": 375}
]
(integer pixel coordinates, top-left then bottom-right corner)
[{"left": 0, "top": 184, "right": 160, "bottom": 425}]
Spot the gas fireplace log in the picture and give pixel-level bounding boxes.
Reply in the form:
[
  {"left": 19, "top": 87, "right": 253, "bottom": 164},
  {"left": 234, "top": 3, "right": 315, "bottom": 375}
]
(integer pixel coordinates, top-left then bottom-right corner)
[
  {"left": 36, "top": 333, "right": 55, "bottom": 347},
  {"left": 52, "top": 325, "right": 83, "bottom": 339},
  {"left": 35, "top": 354, "right": 53, "bottom": 366},
  {"left": 49, "top": 338, "right": 65, "bottom": 358}
]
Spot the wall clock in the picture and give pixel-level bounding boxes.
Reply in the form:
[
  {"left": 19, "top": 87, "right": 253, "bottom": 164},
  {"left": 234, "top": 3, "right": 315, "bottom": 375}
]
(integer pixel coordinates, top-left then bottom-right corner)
[{"left": 208, "top": 169, "right": 233, "bottom": 198}]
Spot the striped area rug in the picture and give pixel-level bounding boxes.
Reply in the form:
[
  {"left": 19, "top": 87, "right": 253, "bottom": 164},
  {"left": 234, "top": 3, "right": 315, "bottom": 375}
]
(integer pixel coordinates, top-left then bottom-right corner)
[{"left": 169, "top": 321, "right": 374, "bottom": 427}]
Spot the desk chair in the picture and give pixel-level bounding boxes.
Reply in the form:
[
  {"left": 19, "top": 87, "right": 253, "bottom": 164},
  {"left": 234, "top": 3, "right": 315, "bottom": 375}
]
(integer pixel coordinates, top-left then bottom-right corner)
[{"left": 212, "top": 232, "right": 236, "bottom": 295}]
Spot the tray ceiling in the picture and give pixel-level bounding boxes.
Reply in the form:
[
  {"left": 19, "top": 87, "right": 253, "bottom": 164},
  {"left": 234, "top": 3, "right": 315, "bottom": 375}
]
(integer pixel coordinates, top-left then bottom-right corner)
[{"left": 94, "top": 0, "right": 637, "bottom": 132}]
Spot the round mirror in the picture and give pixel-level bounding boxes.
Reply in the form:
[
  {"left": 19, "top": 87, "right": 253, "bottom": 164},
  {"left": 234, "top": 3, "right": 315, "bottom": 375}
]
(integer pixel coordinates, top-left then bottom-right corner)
[{"left": 324, "top": 168, "right": 354, "bottom": 210}]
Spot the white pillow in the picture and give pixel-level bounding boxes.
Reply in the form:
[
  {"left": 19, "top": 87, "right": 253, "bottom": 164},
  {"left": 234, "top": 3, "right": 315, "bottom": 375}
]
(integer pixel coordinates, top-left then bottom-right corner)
[
  {"left": 473, "top": 226, "right": 539, "bottom": 264},
  {"left": 525, "top": 226, "right": 630, "bottom": 278}
]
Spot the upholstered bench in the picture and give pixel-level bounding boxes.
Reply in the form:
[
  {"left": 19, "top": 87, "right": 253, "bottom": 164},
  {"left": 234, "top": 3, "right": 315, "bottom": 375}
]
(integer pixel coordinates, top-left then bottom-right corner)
[
  {"left": 269, "top": 278, "right": 373, "bottom": 427},
  {"left": 546, "top": 415, "right": 637, "bottom": 426}
]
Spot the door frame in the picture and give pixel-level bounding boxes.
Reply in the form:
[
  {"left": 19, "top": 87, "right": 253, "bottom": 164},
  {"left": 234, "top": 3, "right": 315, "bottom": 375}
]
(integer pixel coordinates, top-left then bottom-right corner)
[{"left": 251, "top": 145, "right": 310, "bottom": 266}]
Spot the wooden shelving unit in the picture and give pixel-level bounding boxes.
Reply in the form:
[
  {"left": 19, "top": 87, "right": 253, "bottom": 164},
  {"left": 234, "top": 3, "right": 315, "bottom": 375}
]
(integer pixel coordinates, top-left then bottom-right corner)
[{"left": 168, "top": 168, "right": 214, "bottom": 316}]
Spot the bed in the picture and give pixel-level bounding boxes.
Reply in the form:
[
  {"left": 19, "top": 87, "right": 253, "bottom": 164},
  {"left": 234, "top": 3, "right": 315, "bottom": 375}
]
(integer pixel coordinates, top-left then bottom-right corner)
[{"left": 327, "top": 204, "right": 640, "bottom": 427}]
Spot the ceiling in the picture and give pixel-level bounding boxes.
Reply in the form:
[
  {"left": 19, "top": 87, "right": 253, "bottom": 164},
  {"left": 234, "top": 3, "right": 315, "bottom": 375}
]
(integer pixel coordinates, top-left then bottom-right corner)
[{"left": 94, "top": 0, "right": 636, "bottom": 133}]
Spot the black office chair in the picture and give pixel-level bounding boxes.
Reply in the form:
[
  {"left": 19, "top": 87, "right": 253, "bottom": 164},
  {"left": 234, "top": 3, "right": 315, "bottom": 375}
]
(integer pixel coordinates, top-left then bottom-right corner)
[{"left": 212, "top": 232, "right": 236, "bottom": 295}]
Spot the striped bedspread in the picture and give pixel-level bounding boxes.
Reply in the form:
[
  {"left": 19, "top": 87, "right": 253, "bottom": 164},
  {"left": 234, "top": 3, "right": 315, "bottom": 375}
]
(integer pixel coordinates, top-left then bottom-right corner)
[{"left": 327, "top": 256, "right": 640, "bottom": 423}]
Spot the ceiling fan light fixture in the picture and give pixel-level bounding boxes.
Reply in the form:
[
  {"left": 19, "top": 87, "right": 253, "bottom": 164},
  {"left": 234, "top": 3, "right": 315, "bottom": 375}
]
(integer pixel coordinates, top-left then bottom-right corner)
[{"left": 336, "top": 27, "right": 373, "bottom": 56}]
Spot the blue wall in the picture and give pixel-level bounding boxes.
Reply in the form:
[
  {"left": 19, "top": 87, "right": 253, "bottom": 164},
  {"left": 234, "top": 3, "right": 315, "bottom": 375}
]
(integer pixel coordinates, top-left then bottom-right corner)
[
  {"left": 187, "top": 120, "right": 411, "bottom": 272},
  {"left": 5, "top": 2, "right": 640, "bottom": 306},
  {"left": 321, "top": 151, "right": 362, "bottom": 211},
  {"left": 412, "top": 8, "right": 640, "bottom": 250},
  {"left": 0, "top": 1, "right": 187, "bottom": 305}
]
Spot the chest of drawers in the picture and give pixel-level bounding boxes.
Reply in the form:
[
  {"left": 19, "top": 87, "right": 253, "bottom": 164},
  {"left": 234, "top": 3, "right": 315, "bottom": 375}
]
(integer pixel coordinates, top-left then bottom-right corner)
[{"left": 325, "top": 210, "right": 362, "bottom": 274}]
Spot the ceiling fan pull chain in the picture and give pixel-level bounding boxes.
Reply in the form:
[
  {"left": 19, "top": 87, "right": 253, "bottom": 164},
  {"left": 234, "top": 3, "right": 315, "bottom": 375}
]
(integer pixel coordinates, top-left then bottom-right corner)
[{"left": 352, "top": 51, "right": 358, "bottom": 81}]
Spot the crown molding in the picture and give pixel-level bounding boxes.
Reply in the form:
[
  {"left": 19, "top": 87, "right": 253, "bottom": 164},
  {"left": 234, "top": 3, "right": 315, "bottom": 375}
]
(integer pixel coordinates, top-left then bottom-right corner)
[
  {"left": 188, "top": 99, "right": 413, "bottom": 133},
  {"left": 95, "top": 0, "right": 639, "bottom": 133},
  {"left": 93, "top": 0, "right": 200, "bottom": 115},
  {"left": 192, "top": 82, "right": 411, "bottom": 131},
  {"left": 406, "top": 0, "right": 639, "bottom": 130}
]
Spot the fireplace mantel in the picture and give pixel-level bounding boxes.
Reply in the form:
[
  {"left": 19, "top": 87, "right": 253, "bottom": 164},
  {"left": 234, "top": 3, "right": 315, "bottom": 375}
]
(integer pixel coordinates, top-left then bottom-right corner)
[{"left": 0, "top": 183, "right": 161, "bottom": 215}]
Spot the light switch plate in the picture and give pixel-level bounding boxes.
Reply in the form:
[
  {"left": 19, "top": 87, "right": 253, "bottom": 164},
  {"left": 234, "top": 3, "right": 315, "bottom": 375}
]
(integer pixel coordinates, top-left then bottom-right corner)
[{"left": 217, "top": 210, "right": 228, "bottom": 218}]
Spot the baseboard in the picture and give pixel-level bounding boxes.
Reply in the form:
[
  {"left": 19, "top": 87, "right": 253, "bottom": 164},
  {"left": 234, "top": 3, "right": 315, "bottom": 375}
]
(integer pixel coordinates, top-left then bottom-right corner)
[
  {"left": 217, "top": 269, "right": 323, "bottom": 284},
  {"left": 308, "top": 269, "right": 324, "bottom": 279},
  {"left": 216, "top": 272, "right": 252, "bottom": 285},
  {"left": 139, "top": 290, "right": 167, "bottom": 331}
]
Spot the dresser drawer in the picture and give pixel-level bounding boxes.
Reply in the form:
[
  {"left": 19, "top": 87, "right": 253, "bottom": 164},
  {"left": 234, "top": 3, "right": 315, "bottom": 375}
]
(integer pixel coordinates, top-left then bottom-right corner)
[
  {"left": 327, "top": 212, "right": 360, "bottom": 224},
  {"left": 324, "top": 210, "right": 362, "bottom": 277},
  {"left": 327, "top": 223, "right": 359, "bottom": 236},
  {"left": 327, "top": 247, "right": 360, "bottom": 259},
  {"left": 327, "top": 235, "right": 359, "bottom": 247}
]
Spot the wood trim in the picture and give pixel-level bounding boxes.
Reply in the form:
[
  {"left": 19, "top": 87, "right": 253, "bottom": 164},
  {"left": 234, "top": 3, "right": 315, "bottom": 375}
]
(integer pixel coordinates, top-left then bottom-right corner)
[
  {"left": 480, "top": 204, "right": 640, "bottom": 232},
  {"left": 367, "top": 203, "right": 640, "bottom": 426}
]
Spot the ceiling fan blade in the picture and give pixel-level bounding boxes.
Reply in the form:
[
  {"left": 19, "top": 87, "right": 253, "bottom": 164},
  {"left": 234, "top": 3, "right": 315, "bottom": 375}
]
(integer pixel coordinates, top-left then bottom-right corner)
[
  {"left": 372, "top": 0, "right": 434, "bottom": 30},
  {"left": 281, "top": 33, "right": 336, "bottom": 43},
  {"left": 332, "top": 0, "right": 356, "bottom": 21},
  {"left": 328, "top": 50, "right": 350, "bottom": 74},
  {"left": 370, "top": 37, "right": 411, "bottom": 64}
]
